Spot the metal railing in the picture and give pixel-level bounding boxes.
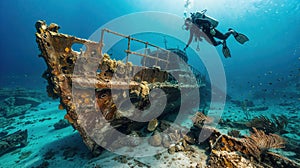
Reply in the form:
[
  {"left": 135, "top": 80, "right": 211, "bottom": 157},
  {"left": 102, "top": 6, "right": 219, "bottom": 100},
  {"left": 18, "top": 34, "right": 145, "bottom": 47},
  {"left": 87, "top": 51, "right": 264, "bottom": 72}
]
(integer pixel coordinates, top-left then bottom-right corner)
[{"left": 99, "top": 28, "right": 170, "bottom": 69}]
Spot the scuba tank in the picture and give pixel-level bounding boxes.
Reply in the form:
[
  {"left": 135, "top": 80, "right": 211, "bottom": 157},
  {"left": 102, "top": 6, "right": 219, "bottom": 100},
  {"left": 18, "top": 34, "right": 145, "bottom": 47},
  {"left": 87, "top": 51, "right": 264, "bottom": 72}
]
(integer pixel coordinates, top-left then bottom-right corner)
[{"left": 191, "top": 9, "right": 219, "bottom": 28}]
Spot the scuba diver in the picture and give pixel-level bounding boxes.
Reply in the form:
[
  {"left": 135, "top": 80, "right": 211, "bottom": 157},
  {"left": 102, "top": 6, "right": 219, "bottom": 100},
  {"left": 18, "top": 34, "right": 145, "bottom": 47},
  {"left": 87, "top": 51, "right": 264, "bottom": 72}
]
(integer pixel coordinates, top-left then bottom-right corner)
[{"left": 183, "top": 10, "right": 249, "bottom": 58}]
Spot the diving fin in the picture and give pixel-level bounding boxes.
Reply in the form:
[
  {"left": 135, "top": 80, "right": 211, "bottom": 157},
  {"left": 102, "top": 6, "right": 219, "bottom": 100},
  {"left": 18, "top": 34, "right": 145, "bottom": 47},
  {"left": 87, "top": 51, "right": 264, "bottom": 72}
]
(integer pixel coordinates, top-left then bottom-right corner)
[
  {"left": 222, "top": 45, "right": 231, "bottom": 58},
  {"left": 234, "top": 33, "right": 249, "bottom": 44}
]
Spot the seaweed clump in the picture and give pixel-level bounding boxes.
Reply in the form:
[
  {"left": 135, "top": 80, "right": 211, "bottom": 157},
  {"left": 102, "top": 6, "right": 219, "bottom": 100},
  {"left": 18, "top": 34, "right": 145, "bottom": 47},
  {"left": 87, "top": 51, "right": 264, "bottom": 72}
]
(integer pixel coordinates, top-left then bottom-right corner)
[
  {"left": 245, "top": 115, "right": 288, "bottom": 134},
  {"left": 207, "top": 127, "right": 293, "bottom": 167},
  {"left": 241, "top": 128, "right": 285, "bottom": 160}
]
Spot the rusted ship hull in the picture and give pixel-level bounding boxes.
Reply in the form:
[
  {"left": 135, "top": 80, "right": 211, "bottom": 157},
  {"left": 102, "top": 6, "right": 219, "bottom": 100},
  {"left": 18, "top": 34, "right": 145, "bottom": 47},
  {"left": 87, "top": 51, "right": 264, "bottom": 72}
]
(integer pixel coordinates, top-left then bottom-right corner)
[{"left": 35, "top": 21, "right": 200, "bottom": 155}]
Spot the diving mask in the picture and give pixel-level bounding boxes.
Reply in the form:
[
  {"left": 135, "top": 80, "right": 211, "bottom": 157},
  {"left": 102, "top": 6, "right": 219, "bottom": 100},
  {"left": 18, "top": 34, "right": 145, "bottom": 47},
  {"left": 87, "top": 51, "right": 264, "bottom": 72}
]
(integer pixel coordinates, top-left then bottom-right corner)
[{"left": 183, "top": 19, "right": 192, "bottom": 30}]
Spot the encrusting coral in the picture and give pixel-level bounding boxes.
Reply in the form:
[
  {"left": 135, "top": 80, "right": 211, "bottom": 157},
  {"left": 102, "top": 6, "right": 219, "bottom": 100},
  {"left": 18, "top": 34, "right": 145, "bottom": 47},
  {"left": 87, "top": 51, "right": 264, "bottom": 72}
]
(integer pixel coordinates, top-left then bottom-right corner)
[
  {"left": 147, "top": 118, "right": 159, "bottom": 132},
  {"left": 191, "top": 111, "right": 214, "bottom": 127}
]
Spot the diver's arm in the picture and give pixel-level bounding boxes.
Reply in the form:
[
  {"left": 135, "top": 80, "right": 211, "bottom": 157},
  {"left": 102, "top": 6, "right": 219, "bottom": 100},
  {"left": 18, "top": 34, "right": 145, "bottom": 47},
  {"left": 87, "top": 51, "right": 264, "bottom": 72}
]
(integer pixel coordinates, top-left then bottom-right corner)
[
  {"left": 187, "top": 30, "right": 193, "bottom": 46},
  {"left": 184, "top": 30, "right": 193, "bottom": 50}
]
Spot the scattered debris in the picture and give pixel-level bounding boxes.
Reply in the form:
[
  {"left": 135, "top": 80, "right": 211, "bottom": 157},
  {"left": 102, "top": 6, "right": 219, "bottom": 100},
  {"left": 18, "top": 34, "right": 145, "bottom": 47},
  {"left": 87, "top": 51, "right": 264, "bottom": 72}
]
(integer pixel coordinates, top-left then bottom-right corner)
[
  {"left": 248, "top": 106, "right": 269, "bottom": 111},
  {"left": 2, "top": 103, "right": 32, "bottom": 118},
  {"left": 231, "top": 99, "right": 255, "bottom": 107},
  {"left": 0, "top": 131, "right": 8, "bottom": 138},
  {"left": 0, "top": 88, "right": 46, "bottom": 119},
  {"left": 192, "top": 111, "right": 213, "bottom": 127},
  {"left": 19, "top": 151, "right": 32, "bottom": 160},
  {"left": 245, "top": 115, "right": 288, "bottom": 134},
  {"left": 228, "top": 129, "right": 241, "bottom": 138},
  {"left": 53, "top": 119, "right": 70, "bottom": 130},
  {"left": 35, "top": 160, "right": 49, "bottom": 168},
  {"left": 43, "top": 150, "right": 56, "bottom": 160},
  {"left": 0, "top": 130, "right": 28, "bottom": 156},
  {"left": 147, "top": 118, "right": 159, "bottom": 132},
  {"left": 63, "top": 147, "right": 77, "bottom": 159}
]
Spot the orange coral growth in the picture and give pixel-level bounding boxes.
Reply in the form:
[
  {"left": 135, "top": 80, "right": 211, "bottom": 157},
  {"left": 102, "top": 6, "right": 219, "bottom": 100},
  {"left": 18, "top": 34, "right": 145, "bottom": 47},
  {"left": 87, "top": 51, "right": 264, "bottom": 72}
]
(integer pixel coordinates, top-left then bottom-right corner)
[
  {"left": 58, "top": 104, "right": 64, "bottom": 110},
  {"left": 64, "top": 114, "right": 74, "bottom": 124},
  {"left": 84, "top": 98, "right": 90, "bottom": 104},
  {"left": 64, "top": 47, "right": 70, "bottom": 53}
]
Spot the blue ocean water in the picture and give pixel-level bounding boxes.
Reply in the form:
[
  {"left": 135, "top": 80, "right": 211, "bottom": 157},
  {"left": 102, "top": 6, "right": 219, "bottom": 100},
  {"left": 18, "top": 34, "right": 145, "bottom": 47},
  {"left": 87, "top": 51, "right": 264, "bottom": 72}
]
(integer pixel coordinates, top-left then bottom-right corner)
[
  {"left": 0, "top": 0, "right": 299, "bottom": 167},
  {"left": 0, "top": 0, "right": 299, "bottom": 93}
]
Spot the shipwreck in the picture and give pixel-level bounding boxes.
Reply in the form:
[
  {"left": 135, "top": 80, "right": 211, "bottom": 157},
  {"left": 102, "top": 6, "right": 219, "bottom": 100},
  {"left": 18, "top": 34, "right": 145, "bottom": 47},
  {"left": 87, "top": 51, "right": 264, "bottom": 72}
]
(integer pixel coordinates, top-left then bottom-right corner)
[
  {"left": 35, "top": 21, "right": 300, "bottom": 167},
  {"left": 35, "top": 20, "right": 203, "bottom": 154}
]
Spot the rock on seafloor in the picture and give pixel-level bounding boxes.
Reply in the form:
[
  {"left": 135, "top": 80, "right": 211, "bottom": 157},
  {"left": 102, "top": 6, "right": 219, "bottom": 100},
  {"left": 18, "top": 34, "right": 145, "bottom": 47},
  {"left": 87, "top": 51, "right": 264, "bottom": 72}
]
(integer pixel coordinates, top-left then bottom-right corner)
[{"left": 0, "top": 130, "right": 28, "bottom": 156}]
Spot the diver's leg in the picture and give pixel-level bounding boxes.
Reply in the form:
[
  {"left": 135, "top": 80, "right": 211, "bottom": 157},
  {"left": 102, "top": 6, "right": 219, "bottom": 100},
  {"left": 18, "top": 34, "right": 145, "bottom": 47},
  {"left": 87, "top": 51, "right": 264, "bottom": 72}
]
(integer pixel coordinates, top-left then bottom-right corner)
[
  {"left": 206, "top": 32, "right": 222, "bottom": 46},
  {"left": 214, "top": 29, "right": 233, "bottom": 40}
]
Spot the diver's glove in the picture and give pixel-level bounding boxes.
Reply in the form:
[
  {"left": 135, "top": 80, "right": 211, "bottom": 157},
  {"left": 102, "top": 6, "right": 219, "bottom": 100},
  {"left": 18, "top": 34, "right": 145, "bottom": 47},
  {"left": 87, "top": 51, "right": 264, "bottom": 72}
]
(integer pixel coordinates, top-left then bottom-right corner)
[{"left": 184, "top": 45, "right": 189, "bottom": 51}]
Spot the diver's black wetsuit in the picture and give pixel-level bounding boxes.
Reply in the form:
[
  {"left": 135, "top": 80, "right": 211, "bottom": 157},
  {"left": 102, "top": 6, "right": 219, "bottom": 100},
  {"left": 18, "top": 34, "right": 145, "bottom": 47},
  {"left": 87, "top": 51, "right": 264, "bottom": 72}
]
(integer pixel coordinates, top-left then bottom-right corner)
[{"left": 194, "top": 18, "right": 233, "bottom": 46}]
